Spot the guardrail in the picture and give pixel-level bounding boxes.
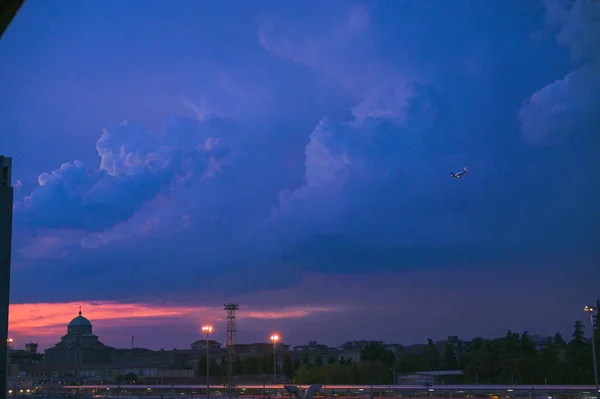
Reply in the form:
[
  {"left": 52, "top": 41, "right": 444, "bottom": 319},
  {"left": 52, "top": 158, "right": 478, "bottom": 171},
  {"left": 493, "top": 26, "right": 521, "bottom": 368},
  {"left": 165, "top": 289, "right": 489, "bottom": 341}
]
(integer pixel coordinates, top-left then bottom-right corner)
[{"left": 61, "top": 384, "right": 600, "bottom": 391}]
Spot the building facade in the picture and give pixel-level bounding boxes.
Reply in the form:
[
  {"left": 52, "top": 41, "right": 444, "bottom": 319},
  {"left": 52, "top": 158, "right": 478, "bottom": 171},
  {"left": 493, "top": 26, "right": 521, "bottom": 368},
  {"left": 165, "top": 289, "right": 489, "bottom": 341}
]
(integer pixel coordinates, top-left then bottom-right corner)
[
  {"left": 0, "top": 155, "right": 14, "bottom": 397},
  {"left": 45, "top": 310, "right": 114, "bottom": 365}
]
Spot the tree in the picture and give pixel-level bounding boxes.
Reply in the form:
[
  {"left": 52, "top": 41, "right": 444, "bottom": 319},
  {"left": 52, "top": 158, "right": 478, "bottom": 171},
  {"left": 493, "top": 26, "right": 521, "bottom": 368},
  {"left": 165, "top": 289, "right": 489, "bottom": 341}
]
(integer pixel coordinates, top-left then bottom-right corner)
[
  {"left": 197, "top": 355, "right": 208, "bottom": 378},
  {"left": 395, "top": 352, "right": 428, "bottom": 374},
  {"left": 538, "top": 338, "right": 563, "bottom": 384},
  {"left": 242, "top": 356, "right": 261, "bottom": 375},
  {"left": 209, "top": 358, "right": 221, "bottom": 376},
  {"left": 260, "top": 355, "right": 272, "bottom": 373},
  {"left": 572, "top": 321, "right": 586, "bottom": 344},
  {"left": 462, "top": 338, "right": 499, "bottom": 383},
  {"left": 292, "top": 357, "right": 301, "bottom": 373},
  {"left": 516, "top": 331, "right": 539, "bottom": 383},
  {"left": 442, "top": 343, "right": 458, "bottom": 370},
  {"left": 553, "top": 332, "right": 566, "bottom": 347},
  {"left": 361, "top": 342, "right": 395, "bottom": 366},
  {"left": 425, "top": 339, "right": 440, "bottom": 371},
  {"left": 283, "top": 356, "right": 294, "bottom": 378},
  {"left": 564, "top": 320, "right": 593, "bottom": 383},
  {"left": 295, "top": 364, "right": 326, "bottom": 384},
  {"left": 291, "top": 322, "right": 599, "bottom": 386}
]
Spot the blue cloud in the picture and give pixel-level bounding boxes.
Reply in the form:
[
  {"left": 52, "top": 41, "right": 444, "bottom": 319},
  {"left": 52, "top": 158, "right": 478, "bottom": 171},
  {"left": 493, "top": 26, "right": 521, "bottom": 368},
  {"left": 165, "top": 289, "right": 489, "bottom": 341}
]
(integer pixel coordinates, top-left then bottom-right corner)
[
  {"left": 520, "top": 0, "right": 600, "bottom": 144},
  {"left": 2, "top": 0, "right": 599, "bottom": 311},
  {"left": 14, "top": 118, "right": 230, "bottom": 231}
]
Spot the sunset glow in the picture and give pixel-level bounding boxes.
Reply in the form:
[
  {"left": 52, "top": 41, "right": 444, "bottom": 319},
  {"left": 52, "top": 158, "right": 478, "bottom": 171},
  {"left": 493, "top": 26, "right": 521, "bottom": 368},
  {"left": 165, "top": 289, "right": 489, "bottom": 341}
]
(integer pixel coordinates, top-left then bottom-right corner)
[{"left": 8, "top": 301, "right": 340, "bottom": 348}]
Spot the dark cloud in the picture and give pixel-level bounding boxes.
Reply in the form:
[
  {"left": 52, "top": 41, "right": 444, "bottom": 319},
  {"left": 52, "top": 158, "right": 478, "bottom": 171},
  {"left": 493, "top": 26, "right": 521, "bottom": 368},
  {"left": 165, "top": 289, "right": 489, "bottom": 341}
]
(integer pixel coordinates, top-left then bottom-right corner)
[
  {"left": 3, "top": 0, "right": 599, "bottom": 347},
  {"left": 520, "top": 0, "right": 600, "bottom": 144}
]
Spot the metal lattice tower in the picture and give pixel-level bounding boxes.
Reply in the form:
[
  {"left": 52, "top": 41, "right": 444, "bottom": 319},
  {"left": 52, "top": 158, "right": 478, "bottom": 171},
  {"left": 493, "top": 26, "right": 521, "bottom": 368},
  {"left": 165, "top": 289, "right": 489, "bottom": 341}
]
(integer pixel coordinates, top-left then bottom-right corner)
[{"left": 224, "top": 303, "right": 239, "bottom": 394}]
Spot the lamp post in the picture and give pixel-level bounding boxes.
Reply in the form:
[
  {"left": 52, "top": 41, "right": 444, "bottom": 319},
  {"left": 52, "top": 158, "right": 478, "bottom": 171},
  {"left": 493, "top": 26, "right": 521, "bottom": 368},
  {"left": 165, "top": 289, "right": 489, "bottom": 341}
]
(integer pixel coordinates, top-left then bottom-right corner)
[
  {"left": 584, "top": 306, "right": 599, "bottom": 392},
  {"left": 202, "top": 325, "right": 213, "bottom": 399},
  {"left": 260, "top": 373, "right": 268, "bottom": 399},
  {"left": 270, "top": 334, "right": 279, "bottom": 384}
]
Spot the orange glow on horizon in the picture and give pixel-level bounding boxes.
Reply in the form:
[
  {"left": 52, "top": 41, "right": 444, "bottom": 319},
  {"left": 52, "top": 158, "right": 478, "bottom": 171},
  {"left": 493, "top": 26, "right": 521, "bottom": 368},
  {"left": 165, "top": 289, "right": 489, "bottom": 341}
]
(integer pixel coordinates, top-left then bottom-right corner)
[{"left": 8, "top": 301, "right": 339, "bottom": 348}]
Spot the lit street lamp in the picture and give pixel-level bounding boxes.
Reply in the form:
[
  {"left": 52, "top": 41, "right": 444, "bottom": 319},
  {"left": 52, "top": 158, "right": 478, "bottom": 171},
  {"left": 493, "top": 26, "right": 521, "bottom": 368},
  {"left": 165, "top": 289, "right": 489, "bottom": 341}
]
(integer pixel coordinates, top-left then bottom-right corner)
[
  {"left": 202, "top": 325, "right": 213, "bottom": 399},
  {"left": 270, "top": 334, "right": 279, "bottom": 384},
  {"left": 584, "top": 306, "right": 599, "bottom": 392}
]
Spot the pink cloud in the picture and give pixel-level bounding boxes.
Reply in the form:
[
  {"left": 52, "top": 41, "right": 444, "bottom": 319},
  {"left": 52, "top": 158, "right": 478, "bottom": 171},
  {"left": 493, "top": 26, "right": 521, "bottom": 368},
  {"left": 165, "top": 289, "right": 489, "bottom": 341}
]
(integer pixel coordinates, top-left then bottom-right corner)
[{"left": 8, "top": 301, "right": 341, "bottom": 349}]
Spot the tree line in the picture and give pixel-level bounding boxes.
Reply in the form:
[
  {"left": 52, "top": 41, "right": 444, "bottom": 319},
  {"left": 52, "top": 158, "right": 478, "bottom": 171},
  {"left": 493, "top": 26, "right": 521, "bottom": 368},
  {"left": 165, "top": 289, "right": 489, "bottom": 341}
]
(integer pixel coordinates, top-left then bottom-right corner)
[{"left": 197, "top": 302, "right": 599, "bottom": 385}]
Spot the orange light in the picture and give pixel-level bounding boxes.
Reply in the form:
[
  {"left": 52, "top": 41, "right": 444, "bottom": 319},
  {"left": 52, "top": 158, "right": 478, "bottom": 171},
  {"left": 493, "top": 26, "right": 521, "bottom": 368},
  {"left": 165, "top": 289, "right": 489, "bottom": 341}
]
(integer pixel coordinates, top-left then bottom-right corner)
[
  {"left": 202, "top": 325, "right": 213, "bottom": 333},
  {"left": 6, "top": 338, "right": 13, "bottom": 344},
  {"left": 270, "top": 334, "right": 280, "bottom": 342}
]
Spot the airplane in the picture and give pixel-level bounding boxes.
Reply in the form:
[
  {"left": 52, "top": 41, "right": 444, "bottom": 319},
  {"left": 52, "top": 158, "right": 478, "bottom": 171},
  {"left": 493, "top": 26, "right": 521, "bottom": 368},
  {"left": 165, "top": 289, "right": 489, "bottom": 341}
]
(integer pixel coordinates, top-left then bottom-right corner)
[{"left": 450, "top": 167, "right": 467, "bottom": 179}]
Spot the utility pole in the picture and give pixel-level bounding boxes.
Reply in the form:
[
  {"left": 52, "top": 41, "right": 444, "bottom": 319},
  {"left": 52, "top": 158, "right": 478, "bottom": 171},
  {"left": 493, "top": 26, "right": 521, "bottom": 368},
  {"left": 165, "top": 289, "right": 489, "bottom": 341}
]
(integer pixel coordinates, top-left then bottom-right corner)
[
  {"left": 202, "top": 325, "right": 213, "bottom": 399},
  {"left": 270, "top": 334, "right": 279, "bottom": 384},
  {"left": 584, "top": 306, "right": 599, "bottom": 392}
]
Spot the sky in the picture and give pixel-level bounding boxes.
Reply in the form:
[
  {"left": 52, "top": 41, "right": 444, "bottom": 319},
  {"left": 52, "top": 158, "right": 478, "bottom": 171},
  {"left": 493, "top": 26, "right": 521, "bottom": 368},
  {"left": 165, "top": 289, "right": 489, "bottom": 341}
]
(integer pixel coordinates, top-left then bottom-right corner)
[{"left": 1, "top": 0, "right": 599, "bottom": 351}]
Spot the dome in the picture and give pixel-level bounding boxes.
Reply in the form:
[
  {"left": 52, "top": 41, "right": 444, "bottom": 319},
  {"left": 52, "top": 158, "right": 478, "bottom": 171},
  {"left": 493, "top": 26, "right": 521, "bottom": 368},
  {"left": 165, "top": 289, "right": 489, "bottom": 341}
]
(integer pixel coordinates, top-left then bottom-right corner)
[{"left": 68, "top": 310, "right": 92, "bottom": 327}]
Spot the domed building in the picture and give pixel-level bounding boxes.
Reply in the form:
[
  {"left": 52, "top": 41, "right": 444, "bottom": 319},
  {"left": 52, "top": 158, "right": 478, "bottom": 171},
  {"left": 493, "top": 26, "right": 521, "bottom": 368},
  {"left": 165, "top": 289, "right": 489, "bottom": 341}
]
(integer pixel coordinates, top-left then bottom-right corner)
[{"left": 44, "top": 309, "right": 114, "bottom": 365}]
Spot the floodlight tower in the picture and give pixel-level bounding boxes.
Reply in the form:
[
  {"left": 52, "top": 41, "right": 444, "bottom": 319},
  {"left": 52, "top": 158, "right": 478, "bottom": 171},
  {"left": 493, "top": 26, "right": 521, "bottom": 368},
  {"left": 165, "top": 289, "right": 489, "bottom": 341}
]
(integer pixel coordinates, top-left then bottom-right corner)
[{"left": 224, "top": 303, "right": 239, "bottom": 397}]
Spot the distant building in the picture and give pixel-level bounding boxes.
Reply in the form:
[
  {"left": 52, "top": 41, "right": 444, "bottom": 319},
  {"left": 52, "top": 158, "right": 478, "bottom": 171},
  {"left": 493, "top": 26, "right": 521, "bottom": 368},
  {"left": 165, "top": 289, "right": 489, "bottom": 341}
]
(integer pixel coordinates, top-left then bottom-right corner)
[
  {"left": 287, "top": 341, "right": 363, "bottom": 364},
  {"left": 25, "top": 343, "right": 38, "bottom": 354},
  {"left": 44, "top": 309, "right": 114, "bottom": 365},
  {"left": 384, "top": 343, "right": 404, "bottom": 355},
  {"left": 190, "top": 339, "right": 222, "bottom": 351},
  {"left": 396, "top": 370, "right": 463, "bottom": 385},
  {"left": 339, "top": 340, "right": 383, "bottom": 351},
  {"left": 293, "top": 341, "right": 329, "bottom": 352},
  {"left": 0, "top": 155, "right": 14, "bottom": 397},
  {"left": 7, "top": 344, "right": 43, "bottom": 365},
  {"left": 112, "top": 347, "right": 190, "bottom": 369},
  {"left": 234, "top": 342, "right": 291, "bottom": 359}
]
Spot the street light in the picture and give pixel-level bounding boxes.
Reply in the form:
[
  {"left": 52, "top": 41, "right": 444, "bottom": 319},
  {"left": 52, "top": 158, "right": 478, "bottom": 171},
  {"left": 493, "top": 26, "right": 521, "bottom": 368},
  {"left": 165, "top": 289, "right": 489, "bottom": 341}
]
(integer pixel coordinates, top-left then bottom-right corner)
[
  {"left": 260, "top": 373, "right": 268, "bottom": 398},
  {"left": 270, "top": 334, "right": 279, "bottom": 384},
  {"left": 584, "top": 306, "right": 599, "bottom": 392},
  {"left": 202, "top": 325, "right": 213, "bottom": 399}
]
